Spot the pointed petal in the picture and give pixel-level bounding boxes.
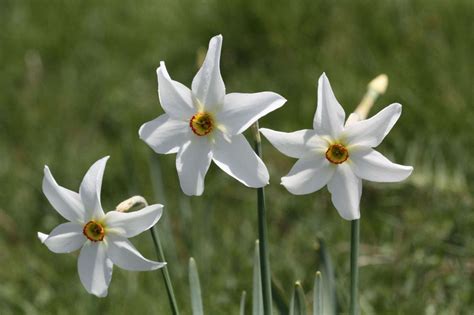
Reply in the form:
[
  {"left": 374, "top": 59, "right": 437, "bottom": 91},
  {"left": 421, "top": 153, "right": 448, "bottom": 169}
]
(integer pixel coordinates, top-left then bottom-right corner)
[
  {"left": 37, "top": 232, "right": 48, "bottom": 243},
  {"left": 212, "top": 133, "right": 269, "bottom": 188},
  {"left": 41, "top": 222, "right": 85, "bottom": 253},
  {"left": 313, "top": 73, "right": 345, "bottom": 138},
  {"left": 350, "top": 148, "right": 413, "bottom": 182},
  {"left": 42, "top": 166, "right": 85, "bottom": 223},
  {"left": 104, "top": 204, "right": 163, "bottom": 238},
  {"left": 79, "top": 157, "right": 108, "bottom": 221},
  {"left": 78, "top": 242, "right": 113, "bottom": 297},
  {"left": 327, "top": 164, "right": 361, "bottom": 220},
  {"left": 157, "top": 62, "right": 195, "bottom": 119},
  {"left": 191, "top": 35, "right": 225, "bottom": 111},
  {"left": 345, "top": 113, "right": 360, "bottom": 127},
  {"left": 260, "top": 128, "right": 327, "bottom": 159},
  {"left": 106, "top": 236, "right": 166, "bottom": 271},
  {"left": 217, "top": 92, "right": 286, "bottom": 135},
  {"left": 139, "top": 114, "right": 190, "bottom": 154},
  {"left": 344, "top": 103, "right": 402, "bottom": 147},
  {"left": 176, "top": 138, "right": 212, "bottom": 196},
  {"left": 281, "top": 155, "right": 335, "bottom": 195}
]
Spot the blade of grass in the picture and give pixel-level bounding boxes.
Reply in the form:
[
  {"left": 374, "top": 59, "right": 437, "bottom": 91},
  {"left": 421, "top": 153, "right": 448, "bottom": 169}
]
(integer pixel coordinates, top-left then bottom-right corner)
[{"left": 189, "top": 257, "right": 204, "bottom": 315}]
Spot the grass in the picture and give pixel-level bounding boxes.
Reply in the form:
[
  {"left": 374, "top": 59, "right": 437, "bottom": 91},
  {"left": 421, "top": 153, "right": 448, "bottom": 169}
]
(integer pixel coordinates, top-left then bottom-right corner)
[{"left": 0, "top": 0, "right": 473, "bottom": 314}]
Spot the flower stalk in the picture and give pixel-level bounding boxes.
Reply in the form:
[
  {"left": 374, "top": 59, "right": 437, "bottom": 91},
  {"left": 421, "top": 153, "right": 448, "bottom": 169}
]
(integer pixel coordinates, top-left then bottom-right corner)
[
  {"left": 117, "top": 196, "right": 180, "bottom": 315},
  {"left": 349, "top": 219, "right": 360, "bottom": 315},
  {"left": 252, "top": 121, "right": 273, "bottom": 315}
]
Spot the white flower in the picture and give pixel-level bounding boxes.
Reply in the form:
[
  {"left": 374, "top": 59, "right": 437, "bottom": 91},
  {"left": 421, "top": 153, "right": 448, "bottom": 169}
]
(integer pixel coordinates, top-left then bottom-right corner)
[
  {"left": 37, "top": 156, "right": 166, "bottom": 297},
  {"left": 260, "top": 73, "right": 413, "bottom": 220},
  {"left": 139, "top": 35, "right": 286, "bottom": 196}
]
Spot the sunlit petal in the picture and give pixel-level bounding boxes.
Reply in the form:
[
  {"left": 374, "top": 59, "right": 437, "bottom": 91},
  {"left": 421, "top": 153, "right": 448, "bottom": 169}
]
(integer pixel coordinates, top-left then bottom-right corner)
[
  {"left": 212, "top": 133, "right": 269, "bottom": 188},
  {"left": 104, "top": 204, "right": 163, "bottom": 238},
  {"left": 78, "top": 242, "right": 113, "bottom": 298},
  {"left": 191, "top": 35, "right": 225, "bottom": 111},
  {"left": 106, "top": 236, "right": 166, "bottom": 271},
  {"left": 260, "top": 128, "right": 326, "bottom": 159},
  {"left": 42, "top": 166, "right": 85, "bottom": 223},
  {"left": 41, "top": 222, "right": 85, "bottom": 253},
  {"left": 139, "top": 114, "right": 190, "bottom": 154},
  {"left": 327, "top": 164, "right": 362, "bottom": 220},
  {"left": 217, "top": 92, "right": 286, "bottom": 135},
  {"left": 79, "top": 156, "right": 108, "bottom": 220}
]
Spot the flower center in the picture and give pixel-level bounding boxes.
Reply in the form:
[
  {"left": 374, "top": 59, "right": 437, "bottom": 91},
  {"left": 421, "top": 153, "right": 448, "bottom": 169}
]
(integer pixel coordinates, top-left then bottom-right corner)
[
  {"left": 83, "top": 221, "right": 105, "bottom": 242},
  {"left": 189, "top": 112, "right": 214, "bottom": 136},
  {"left": 326, "top": 143, "right": 349, "bottom": 164}
]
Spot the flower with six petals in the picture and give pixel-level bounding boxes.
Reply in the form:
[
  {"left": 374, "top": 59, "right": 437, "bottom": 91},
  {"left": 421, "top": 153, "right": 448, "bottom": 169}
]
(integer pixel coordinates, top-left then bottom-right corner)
[
  {"left": 139, "top": 35, "right": 286, "bottom": 196},
  {"left": 37, "top": 156, "right": 165, "bottom": 297},
  {"left": 260, "top": 73, "right": 413, "bottom": 220}
]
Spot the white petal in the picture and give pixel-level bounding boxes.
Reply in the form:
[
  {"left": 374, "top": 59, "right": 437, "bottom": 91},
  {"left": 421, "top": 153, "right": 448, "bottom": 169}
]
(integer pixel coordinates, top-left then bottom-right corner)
[
  {"left": 79, "top": 156, "right": 108, "bottom": 221},
  {"left": 350, "top": 148, "right": 413, "bottom": 182},
  {"left": 212, "top": 133, "right": 269, "bottom": 188},
  {"left": 260, "top": 128, "right": 327, "bottom": 159},
  {"left": 106, "top": 236, "right": 166, "bottom": 271},
  {"left": 313, "top": 73, "right": 345, "bottom": 138},
  {"left": 343, "top": 103, "right": 402, "bottom": 147},
  {"left": 139, "top": 114, "right": 190, "bottom": 154},
  {"left": 345, "top": 113, "right": 360, "bottom": 127},
  {"left": 191, "top": 35, "right": 225, "bottom": 111},
  {"left": 217, "top": 92, "right": 286, "bottom": 135},
  {"left": 37, "top": 232, "right": 48, "bottom": 243},
  {"left": 104, "top": 204, "right": 163, "bottom": 238},
  {"left": 176, "top": 138, "right": 212, "bottom": 196},
  {"left": 157, "top": 62, "right": 195, "bottom": 119},
  {"left": 78, "top": 242, "right": 113, "bottom": 297},
  {"left": 327, "top": 164, "right": 362, "bottom": 220},
  {"left": 42, "top": 166, "right": 85, "bottom": 223},
  {"left": 281, "top": 155, "right": 335, "bottom": 195},
  {"left": 41, "top": 222, "right": 85, "bottom": 253}
]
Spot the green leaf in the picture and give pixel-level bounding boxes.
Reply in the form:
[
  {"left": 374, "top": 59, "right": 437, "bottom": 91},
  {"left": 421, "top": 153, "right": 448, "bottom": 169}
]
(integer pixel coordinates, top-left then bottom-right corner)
[
  {"left": 189, "top": 257, "right": 204, "bottom": 315},
  {"left": 313, "top": 271, "right": 323, "bottom": 315},
  {"left": 290, "top": 282, "right": 307, "bottom": 315},
  {"left": 318, "top": 238, "right": 337, "bottom": 315},
  {"left": 240, "top": 291, "right": 247, "bottom": 315},
  {"left": 252, "top": 240, "right": 264, "bottom": 315}
]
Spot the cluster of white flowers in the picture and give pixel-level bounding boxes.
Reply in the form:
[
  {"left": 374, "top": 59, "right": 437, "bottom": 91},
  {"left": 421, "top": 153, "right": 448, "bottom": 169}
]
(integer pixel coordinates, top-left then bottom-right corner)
[{"left": 38, "top": 35, "right": 412, "bottom": 297}]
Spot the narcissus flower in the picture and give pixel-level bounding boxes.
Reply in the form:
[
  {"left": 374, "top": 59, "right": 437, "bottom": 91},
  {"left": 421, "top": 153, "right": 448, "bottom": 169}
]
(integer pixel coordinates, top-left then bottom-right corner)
[
  {"left": 139, "top": 35, "right": 286, "bottom": 196},
  {"left": 37, "top": 156, "right": 165, "bottom": 297},
  {"left": 260, "top": 73, "right": 413, "bottom": 220}
]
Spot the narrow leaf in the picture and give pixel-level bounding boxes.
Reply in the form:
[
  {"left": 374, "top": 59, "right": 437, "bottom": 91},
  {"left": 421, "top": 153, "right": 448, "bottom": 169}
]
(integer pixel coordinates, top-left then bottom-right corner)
[
  {"left": 252, "top": 240, "right": 264, "bottom": 315},
  {"left": 290, "top": 282, "right": 307, "bottom": 315},
  {"left": 313, "top": 271, "right": 323, "bottom": 315},
  {"left": 189, "top": 257, "right": 204, "bottom": 315},
  {"left": 240, "top": 291, "right": 247, "bottom": 315},
  {"left": 318, "top": 238, "right": 337, "bottom": 315}
]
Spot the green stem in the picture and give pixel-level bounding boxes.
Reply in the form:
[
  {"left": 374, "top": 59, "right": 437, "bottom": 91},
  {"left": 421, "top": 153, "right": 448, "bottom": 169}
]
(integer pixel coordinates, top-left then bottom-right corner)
[
  {"left": 252, "top": 121, "right": 273, "bottom": 315},
  {"left": 150, "top": 226, "right": 180, "bottom": 315},
  {"left": 349, "top": 219, "right": 360, "bottom": 315}
]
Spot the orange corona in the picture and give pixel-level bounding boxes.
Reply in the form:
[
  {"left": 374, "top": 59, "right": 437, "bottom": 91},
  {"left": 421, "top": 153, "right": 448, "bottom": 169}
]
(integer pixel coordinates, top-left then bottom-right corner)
[
  {"left": 189, "top": 112, "right": 214, "bottom": 136},
  {"left": 83, "top": 221, "right": 105, "bottom": 242},
  {"left": 325, "top": 143, "right": 349, "bottom": 164}
]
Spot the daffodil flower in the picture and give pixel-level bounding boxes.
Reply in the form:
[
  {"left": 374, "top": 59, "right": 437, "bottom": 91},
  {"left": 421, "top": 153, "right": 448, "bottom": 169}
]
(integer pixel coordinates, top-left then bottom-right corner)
[
  {"left": 37, "top": 156, "right": 166, "bottom": 297},
  {"left": 260, "top": 73, "right": 413, "bottom": 220},
  {"left": 139, "top": 35, "right": 286, "bottom": 196}
]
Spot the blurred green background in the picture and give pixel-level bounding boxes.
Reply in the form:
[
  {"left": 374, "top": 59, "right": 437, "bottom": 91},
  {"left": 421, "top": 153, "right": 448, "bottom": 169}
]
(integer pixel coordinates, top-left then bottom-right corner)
[{"left": 1, "top": 0, "right": 473, "bottom": 314}]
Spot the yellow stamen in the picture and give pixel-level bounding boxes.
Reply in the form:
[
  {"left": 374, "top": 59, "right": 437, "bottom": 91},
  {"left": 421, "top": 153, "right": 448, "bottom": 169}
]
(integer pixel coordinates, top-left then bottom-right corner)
[
  {"left": 189, "top": 112, "right": 214, "bottom": 136},
  {"left": 326, "top": 144, "right": 349, "bottom": 164},
  {"left": 83, "top": 221, "right": 105, "bottom": 242}
]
